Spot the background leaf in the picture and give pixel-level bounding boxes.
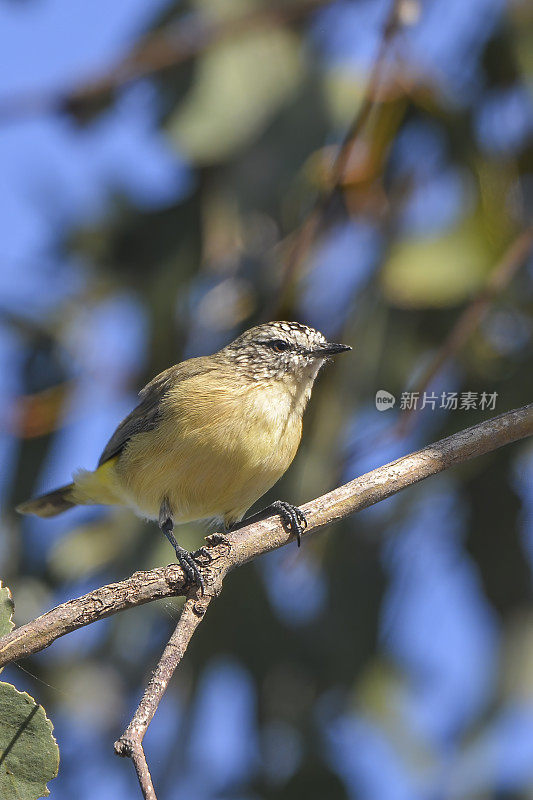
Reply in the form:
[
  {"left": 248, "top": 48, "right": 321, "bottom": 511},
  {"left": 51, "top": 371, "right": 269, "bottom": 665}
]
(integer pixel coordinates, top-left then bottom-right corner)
[
  {"left": 169, "top": 27, "right": 303, "bottom": 163},
  {"left": 381, "top": 216, "right": 492, "bottom": 308}
]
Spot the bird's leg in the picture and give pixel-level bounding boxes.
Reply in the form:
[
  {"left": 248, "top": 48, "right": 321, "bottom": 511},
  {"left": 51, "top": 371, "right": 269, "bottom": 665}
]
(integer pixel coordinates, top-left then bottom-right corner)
[
  {"left": 228, "top": 501, "right": 307, "bottom": 547},
  {"left": 158, "top": 497, "right": 205, "bottom": 593}
]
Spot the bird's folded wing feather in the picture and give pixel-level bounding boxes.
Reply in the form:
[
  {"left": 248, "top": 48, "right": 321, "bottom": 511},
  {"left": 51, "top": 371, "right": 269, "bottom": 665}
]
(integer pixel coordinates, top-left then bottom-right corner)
[{"left": 97, "top": 358, "right": 213, "bottom": 466}]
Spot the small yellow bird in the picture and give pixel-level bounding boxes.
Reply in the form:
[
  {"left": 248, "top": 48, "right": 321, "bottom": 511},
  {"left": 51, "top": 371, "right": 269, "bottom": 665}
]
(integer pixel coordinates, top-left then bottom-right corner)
[{"left": 17, "top": 321, "right": 351, "bottom": 588}]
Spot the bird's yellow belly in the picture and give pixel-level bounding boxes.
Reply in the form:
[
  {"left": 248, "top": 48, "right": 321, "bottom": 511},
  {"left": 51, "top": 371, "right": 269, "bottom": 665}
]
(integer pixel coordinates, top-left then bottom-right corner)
[{"left": 112, "top": 389, "right": 302, "bottom": 525}]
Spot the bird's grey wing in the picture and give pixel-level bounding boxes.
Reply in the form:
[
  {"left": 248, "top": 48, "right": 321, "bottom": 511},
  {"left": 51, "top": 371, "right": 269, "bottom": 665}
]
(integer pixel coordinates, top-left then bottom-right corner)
[{"left": 97, "top": 360, "right": 211, "bottom": 466}]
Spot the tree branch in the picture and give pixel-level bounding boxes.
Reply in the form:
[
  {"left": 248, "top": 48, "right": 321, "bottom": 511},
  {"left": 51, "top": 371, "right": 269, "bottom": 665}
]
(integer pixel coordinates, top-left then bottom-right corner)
[
  {"left": 114, "top": 590, "right": 215, "bottom": 799},
  {"left": 2, "top": 403, "right": 532, "bottom": 669}
]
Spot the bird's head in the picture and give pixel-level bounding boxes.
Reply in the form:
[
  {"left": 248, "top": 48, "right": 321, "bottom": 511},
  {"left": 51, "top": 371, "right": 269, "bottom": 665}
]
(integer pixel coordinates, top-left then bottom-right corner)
[{"left": 221, "top": 321, "right": 351, "bottom": 388}]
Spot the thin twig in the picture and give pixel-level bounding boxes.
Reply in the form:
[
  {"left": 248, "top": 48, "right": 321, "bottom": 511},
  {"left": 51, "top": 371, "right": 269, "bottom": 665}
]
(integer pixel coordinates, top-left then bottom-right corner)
[
  {"left": 130, "top": 745, "right": 156, "bottom": 800},
  {"left": 279, "top": 0, "right": 404, "bottom": 297},
  {"left": 114, "top": 590, "right": 215, "bottom": 799}
]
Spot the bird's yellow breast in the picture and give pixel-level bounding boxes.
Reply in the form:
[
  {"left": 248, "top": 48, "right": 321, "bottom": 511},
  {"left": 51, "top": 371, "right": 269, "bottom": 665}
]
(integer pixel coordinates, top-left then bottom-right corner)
[{"left": 110, "top": 372, "right": 304, "bottom": 525}]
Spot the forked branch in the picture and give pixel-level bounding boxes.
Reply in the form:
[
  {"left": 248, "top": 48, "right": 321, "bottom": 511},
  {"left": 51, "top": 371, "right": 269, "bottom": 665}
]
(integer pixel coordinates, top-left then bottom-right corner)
[
  {"left": 1, "top": 404, "right": 532, "bottom": 671},
  {"left": 1, "top": 404, "right": 532, "bottom": 798}
]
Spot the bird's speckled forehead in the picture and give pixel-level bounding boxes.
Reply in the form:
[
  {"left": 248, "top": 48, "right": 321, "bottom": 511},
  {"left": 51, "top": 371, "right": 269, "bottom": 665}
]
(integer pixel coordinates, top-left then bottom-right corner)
[
  {"left": 219, "top": 321, "right": 331, "bottom": 381},
  {"left": 232, "top": 321, "right": 327, "bottom": 349}
]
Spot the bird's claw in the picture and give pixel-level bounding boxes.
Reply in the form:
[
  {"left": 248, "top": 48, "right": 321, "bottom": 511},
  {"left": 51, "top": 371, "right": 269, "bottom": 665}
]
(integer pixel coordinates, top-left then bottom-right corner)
[
  {"left": 174, "top": 546, "right": 205, "bottom": 595},
  {"left": 271, "top": 500, "right": 307, "bottom": 547}
]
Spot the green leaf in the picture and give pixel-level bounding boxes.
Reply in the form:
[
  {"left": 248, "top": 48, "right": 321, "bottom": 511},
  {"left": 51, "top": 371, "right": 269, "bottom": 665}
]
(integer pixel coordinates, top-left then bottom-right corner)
[
  {"left": 0, "top": 582, "right": 15, "bottom": 674},
  {"left": 0, "top": 683, "right": 59, "bottom": 799},
  {"left": 0, "top": 582, "right": 14, "bottom": 639}
]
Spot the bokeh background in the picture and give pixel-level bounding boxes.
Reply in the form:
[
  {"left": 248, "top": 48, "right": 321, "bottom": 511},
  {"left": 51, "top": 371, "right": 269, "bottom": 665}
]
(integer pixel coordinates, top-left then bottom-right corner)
[{"left": 1, "top": 0, "right": 533, "bottom": 797}]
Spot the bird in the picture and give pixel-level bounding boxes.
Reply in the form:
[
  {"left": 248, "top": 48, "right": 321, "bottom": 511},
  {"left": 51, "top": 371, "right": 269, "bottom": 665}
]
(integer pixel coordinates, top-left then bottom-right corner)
[{"left": 17, "top": 321, "right": 351, "bottom": 590}]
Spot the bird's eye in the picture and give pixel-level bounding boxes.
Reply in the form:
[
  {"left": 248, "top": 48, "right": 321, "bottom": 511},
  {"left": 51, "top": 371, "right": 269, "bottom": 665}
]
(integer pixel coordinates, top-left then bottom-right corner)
[{"left": 268, "top": 339, "right": 290, "bottom": 353}]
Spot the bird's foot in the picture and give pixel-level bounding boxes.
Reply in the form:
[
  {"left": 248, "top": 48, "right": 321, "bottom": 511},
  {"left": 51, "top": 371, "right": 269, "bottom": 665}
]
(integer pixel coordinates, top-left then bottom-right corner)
[
  {"left": 173, "top": 545, "right": 205, "bottom": 595},
  {"left": 270, "top": 500, "right": 307, "bottom": 547},
  {"left": 228, "top": 502, "right": 307, "bottom": 545},
  {"left": 159, "top": 497, "right": 205, "bottom": 593}
]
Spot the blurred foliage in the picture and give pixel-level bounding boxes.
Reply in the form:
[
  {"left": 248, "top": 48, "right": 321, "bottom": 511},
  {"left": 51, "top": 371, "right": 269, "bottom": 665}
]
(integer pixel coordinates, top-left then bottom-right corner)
[
  {"left": 1, "top": 0, "right": 533, "bottom": 798},
  {"left": 170, "top": 24, "right": 304, "bottom": 163}
]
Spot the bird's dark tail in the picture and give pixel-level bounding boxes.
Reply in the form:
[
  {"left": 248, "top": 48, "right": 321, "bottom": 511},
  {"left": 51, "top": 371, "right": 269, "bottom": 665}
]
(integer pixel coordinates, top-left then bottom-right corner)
[{"left": 16, "top": 484, "right": 76, "bottom": 518}]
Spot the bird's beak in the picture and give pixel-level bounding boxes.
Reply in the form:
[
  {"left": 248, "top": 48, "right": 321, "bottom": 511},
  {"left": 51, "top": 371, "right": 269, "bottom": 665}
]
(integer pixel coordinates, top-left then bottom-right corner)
[{"left": 310, "top": 342, "right": 352, "bottom": 357}]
